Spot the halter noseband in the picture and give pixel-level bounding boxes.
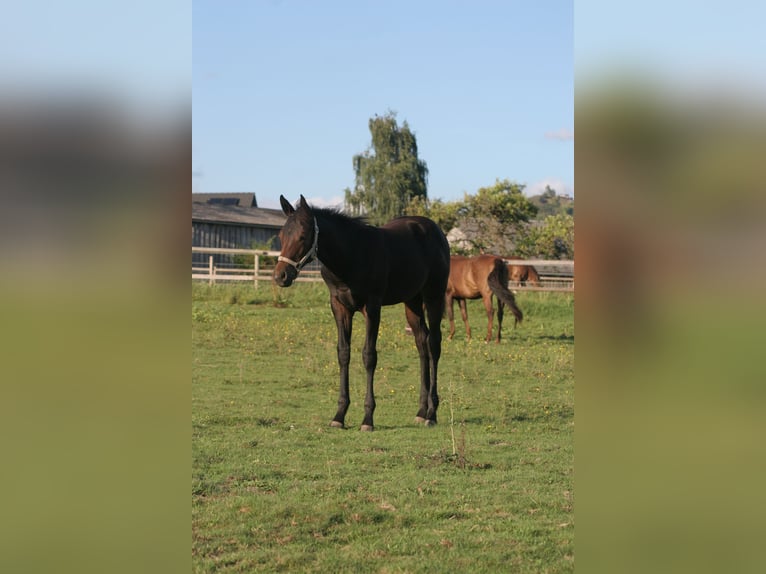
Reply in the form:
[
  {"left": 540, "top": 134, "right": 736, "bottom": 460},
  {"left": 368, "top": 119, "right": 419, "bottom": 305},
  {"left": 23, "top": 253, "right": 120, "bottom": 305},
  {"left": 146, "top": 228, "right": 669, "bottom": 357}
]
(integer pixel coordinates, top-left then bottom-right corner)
[{"left": 277, "top": 217, "right": 319, "bottom": 272}]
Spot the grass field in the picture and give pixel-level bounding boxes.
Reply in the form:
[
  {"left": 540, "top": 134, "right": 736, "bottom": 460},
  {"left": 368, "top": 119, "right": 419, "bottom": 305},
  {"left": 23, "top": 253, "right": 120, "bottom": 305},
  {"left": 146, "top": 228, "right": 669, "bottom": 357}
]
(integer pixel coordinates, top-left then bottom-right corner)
[{"left": 192, "top": 282, "right": 574, "bottom": 573}]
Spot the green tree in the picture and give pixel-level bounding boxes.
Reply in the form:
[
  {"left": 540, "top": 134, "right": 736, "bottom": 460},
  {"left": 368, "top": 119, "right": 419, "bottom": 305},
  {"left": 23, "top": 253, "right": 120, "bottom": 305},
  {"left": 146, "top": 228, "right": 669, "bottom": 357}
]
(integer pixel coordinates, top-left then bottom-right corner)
[
  {"left": 463, "top": 179, "right": 537, "bottom": 224},
  {"left": 403, "top": 179, "right": 538, "bottom": 256},
  {"left": 455, "top": 179, "right": 537, "bottom": 254},
  {"left": 528, "top": 185, "right": 574, "bottom": 217},
  {"left": 521, "top": 213, "right": 574, "bottom": 259},
  {"left": 403, "top": 195, "right": 460, "bottom": 234},
  {"left": 345, "top": 111, "right": 428, "bottom": 225}
]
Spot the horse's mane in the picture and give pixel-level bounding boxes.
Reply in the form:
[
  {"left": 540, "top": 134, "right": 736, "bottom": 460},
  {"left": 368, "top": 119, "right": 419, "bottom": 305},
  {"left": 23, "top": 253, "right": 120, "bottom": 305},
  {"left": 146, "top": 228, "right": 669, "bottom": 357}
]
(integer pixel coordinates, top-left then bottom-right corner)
[{"left": 311, "top": 205, "right": 370, "bottom": 229}]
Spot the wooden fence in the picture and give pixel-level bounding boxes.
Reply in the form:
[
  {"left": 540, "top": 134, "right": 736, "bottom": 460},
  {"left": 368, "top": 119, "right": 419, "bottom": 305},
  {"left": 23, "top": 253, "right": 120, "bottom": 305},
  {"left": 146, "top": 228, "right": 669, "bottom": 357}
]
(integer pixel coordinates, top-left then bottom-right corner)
[{"left": 192, "top": 247, "right": 574, "bottom": 292}]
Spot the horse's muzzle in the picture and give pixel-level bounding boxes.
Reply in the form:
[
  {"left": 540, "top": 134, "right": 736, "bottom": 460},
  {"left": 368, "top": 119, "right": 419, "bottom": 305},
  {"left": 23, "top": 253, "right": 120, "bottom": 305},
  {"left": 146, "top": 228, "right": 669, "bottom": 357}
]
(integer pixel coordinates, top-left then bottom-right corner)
[{"left": 274, "top": 263, "right": 297, "bottom": 287}]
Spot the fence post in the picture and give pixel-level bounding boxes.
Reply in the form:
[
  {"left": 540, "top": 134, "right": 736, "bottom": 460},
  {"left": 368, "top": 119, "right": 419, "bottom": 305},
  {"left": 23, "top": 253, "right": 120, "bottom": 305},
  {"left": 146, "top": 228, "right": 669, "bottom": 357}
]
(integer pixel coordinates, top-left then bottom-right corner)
[
  {"left": 208, "top": 255, "right": 214, "bottom": 286},
  {"left": 254, "top": 252, "right": 259, "bottom": 288}
]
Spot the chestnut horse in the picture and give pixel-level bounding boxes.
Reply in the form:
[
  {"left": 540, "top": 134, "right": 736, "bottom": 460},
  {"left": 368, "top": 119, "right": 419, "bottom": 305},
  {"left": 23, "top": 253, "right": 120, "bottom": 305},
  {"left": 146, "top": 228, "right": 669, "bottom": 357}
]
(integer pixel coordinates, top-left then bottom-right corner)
[
  {"left": 508, "top": 260, "right": 541, "bottom": 287},
  {"left": 446, "top": 254, "right": 523, "bottom": 343},
  {"left": 274, "top": 195, "right": 450, "bottom": 431}
]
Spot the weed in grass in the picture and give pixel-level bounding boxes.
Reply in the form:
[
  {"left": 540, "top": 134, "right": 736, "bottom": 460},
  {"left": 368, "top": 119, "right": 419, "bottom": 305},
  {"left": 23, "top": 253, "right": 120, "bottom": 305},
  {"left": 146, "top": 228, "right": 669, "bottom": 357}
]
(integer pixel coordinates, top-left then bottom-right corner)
[{"left": 446, "top": 375, "right": 470, "bottom": 469}]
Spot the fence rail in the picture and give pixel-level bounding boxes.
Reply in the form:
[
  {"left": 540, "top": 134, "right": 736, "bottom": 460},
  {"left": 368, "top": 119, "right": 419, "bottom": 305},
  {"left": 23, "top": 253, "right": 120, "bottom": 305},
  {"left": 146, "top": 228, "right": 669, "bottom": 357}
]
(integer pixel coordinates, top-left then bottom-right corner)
[{"left": 192, "top": 247, "right": 574, "bottom": 291}]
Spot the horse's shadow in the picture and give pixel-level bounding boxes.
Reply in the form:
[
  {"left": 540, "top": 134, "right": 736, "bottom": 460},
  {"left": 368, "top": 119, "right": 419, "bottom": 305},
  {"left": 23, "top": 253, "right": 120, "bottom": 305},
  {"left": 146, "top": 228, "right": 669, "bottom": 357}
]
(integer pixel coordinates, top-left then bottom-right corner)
[{"left": 538, "top": 334, "right": 574, "bottom": 342}]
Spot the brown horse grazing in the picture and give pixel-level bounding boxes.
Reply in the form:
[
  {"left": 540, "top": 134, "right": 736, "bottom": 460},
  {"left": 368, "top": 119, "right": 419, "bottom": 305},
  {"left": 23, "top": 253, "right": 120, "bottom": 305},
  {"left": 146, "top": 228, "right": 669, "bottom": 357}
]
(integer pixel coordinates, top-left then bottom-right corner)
[
  {"left": 274, "top": 195, "right": 450, "bottom": 431},
  {"left": 508, "top": 261, "right": 541, "bottom": 287},
  {"left": 446, "top": 254, "right": 523, "bottom": 343}
]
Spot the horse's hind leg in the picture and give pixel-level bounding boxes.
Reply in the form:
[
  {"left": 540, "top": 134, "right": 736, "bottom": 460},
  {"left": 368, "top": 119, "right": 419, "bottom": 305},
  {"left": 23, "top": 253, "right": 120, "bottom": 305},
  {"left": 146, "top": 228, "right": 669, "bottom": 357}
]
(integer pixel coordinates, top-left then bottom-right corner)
[
  {"left": 405, "top": 299, "right": 432, "bottom": 425},
  {"left": 446, "top": 292, "right": 456, "bottom": 340},
  {"left": 482, "top": 294, "right": 495, "bottom": 343},
  {"left": 496, "top": 300, "right": 504, "bottom": 344},
  {"left": 422, "top": 297, "right": 444, "bottom": 424}
]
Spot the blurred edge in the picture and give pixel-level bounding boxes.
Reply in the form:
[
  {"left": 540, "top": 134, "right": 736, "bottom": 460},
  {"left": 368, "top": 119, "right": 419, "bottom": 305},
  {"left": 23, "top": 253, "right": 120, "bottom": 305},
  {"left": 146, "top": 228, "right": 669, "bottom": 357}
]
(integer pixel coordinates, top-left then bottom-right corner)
[
  {"left": 4, "top": 2, "right": 766, "bottom": 573},
  {"left": 577, "top": 69, "right": 766, "bottom": 572},
  {"left": 0, "top": 93, "right": 190, "bottom": 574},
  {"left": 0, "top": 5, "right": 189, "bottom": 574}
]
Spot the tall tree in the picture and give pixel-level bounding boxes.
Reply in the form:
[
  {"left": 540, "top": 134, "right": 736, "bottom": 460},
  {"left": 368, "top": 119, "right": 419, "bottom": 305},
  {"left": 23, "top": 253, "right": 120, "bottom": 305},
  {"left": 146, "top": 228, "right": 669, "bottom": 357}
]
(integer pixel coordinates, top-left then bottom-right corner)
[{"left": 345, "top": 111, "right": 428, "bottom": 225}]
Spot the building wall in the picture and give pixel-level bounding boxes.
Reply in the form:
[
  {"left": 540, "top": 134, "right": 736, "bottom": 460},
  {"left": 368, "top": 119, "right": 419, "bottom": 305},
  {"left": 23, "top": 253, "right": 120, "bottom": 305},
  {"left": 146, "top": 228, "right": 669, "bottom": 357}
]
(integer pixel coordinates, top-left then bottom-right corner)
[{"left": 192, "top": 222, "right": 282, "bottom": 264}]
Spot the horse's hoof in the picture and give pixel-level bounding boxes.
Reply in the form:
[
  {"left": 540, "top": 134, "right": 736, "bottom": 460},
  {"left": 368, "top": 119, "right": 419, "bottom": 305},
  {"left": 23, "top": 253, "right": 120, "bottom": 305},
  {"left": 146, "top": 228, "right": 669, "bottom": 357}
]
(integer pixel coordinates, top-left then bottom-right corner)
[
  {"left": 360, "top": 424, "right": 374, "bottom": 432},
  {"left": 424, "top": 419, "right": 437, "bottom": 427},
  {"left": 414, "top": 416, "right": 428, "bottom": 424},
  {"left": 329, "top": 421, "right": 345, "bottom": 429}
]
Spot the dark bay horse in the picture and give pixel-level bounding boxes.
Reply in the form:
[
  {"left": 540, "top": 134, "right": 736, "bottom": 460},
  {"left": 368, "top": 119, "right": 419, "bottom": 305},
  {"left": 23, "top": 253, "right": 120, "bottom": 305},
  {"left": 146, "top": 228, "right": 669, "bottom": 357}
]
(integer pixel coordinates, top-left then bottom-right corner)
[
  {"left": 508, "top": 260, "right": 541, "bottom": 287},
  {"left": 446, "top": 254, "right": 523, "bottom": 343},
  {"left": 274, "top": 195, "right": 450, "bottom": 431}
]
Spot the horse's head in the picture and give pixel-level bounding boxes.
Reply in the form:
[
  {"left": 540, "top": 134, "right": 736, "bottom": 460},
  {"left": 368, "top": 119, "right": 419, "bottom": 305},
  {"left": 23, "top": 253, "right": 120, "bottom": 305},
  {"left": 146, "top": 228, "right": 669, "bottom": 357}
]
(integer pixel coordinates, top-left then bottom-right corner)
[{"left": 274, "top": 194, "right": 318, "bottom": 287}]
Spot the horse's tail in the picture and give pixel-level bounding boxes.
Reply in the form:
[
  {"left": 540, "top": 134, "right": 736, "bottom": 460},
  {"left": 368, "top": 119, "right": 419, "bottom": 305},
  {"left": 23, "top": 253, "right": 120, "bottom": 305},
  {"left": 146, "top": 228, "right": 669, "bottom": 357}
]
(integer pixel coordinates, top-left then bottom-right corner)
[
  {"left": 487, "top": 259, "right": 523, "bottom": 326},
  {"left": 527, "top": 265, "right": 540, "bottom": 286}
]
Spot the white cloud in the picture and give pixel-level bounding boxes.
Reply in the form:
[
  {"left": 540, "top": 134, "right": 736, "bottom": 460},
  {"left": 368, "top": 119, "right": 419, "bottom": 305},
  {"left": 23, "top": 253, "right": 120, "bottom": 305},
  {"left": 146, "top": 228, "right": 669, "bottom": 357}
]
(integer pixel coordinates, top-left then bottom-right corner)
[
  {"left": 525, "top": 178, "right": 574, "bottom": 198},
  {"left": 544, "top": 128, "right": 574, "bottom": 141}
]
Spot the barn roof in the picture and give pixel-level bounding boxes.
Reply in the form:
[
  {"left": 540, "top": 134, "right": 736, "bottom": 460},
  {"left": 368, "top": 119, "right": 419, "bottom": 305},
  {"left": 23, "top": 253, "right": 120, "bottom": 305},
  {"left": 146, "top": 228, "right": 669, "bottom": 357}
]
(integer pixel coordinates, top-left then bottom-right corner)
[
  {"left": 192, "top": 192, "right": 258, "bottom": 207},
  {"left": 192, "top": 203, "right": 286, "bottom": 228}
]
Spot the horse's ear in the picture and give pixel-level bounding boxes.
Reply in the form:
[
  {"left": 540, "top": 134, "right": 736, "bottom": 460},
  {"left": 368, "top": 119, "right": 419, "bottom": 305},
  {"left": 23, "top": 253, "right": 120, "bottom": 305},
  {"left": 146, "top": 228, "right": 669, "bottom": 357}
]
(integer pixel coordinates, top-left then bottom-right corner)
[
  {"left": 280, "top": 195, "right": 295, "bottom": 216},
  {"left": 298, "top": 194, "right": 309, "bottom": 210}
]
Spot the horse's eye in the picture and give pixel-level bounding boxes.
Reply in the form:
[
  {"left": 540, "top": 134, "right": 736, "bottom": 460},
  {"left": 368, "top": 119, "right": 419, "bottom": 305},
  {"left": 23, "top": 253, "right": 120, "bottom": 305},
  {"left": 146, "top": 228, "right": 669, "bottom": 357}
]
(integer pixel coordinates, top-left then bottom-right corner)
[{"left": 299, "top": 235, "right": 306, "bottom": 242}]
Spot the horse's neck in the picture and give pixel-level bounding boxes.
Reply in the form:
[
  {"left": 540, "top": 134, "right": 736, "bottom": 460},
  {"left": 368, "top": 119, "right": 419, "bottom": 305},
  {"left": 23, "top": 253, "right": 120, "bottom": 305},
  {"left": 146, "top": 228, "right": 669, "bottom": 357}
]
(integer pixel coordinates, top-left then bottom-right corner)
[{"left": 315, "top": 212, "right": 359, "bottom": 278}]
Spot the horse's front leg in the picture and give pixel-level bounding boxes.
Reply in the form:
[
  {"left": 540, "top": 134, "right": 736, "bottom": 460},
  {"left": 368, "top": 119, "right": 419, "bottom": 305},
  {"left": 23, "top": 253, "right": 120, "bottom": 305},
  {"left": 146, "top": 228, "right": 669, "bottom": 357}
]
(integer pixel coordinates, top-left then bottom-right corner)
[
  {"left": 360, "top": 301, "right": 381, "bottom": 431},
  {"left": 330, "top": 297, "right": 353, "bottom": 428},
  {"left": 458, "top": 299, "right": 471, "bottom": 341}
]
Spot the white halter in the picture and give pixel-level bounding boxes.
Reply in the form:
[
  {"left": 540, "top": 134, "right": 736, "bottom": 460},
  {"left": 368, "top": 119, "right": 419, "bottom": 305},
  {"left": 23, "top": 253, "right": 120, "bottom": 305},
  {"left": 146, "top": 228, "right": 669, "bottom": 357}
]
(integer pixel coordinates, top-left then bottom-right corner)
[{"left": 277, "top": 217, "right": 319, "bottom": 272}]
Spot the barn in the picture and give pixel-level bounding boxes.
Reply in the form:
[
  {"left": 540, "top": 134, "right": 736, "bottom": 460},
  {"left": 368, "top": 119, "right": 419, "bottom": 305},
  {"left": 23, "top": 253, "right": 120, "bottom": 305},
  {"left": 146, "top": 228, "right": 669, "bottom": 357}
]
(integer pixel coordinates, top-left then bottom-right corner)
[{"left": 192, "top": 193, "right": 286, "bottom": 264}]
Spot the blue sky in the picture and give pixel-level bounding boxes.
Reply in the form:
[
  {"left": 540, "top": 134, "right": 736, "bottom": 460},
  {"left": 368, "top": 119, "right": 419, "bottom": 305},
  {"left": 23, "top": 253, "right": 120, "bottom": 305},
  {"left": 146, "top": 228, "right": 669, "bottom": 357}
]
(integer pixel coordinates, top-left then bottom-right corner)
[
  {"left": 3, "top": 1, "right": 761, "bottom": 213},
  {"left": 193, "top": 0, "right": 573, "bottom": 209},
  {"left": 1, "top": 1, "right": 189, "bottom": 112},
  {"left": 576, "top": 1, "right": 766, "bottom": 87}
]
